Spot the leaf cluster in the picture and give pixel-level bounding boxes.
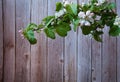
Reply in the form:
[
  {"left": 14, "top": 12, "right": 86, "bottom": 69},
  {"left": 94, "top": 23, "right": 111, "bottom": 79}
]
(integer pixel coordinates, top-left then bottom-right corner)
[{"left": 21, "top": 0, "right": 120, "bottom": 44}]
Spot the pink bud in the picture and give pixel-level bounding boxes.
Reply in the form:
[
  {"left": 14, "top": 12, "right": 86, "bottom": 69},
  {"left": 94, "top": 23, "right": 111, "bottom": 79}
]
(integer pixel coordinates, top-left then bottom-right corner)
[{"left": 18, "top": 29, "right": 23, "bottom": 33}]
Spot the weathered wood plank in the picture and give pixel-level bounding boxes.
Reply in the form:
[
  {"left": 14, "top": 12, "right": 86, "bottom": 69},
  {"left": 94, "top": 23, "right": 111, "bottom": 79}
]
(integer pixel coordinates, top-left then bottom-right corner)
[
  {"left": 116, "top": 0, "right": 120, "bottom": 82},
  {"left": 102, "top": 0, "right": 117, "bottom": 82},
  {"left": 30, "top": 0, "right": 47, "bottom": 82},
  {"left": 15, "top": 0, "right": 31, "bottom": 82},
  {"left": 3, "top": 0, "right": 15, "bottom": 82},
  {"left": 77, "top": 0, "right": 92, "bottom": 82},
  {"left": 91, "top": 40, "right": 101, "bottom": 82},
  {"left": 92, "top": 0, "right": 102, "bottom": 81},
  {"left": 0, "top": 0, "right": 3, "bottom": 81},
  {"left": 47, "top": 0, "right": 64, "bottom": 82},
  {"left": 64, "top": 0, "right": 77, "bottom": 82},
  {"left": 102, "top": 28, "right": 117, "bottom": 82}
]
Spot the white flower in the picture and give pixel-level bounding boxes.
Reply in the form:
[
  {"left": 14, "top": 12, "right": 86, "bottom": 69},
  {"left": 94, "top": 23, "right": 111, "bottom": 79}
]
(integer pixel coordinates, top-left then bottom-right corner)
[
  {"left": 114, "top": 16, "right": 120, "bottom": 27},
  {"left": 51, "top": 22, "right": 54, "bottom": 25},
  {"left": 55, "top": 9, "right": 66, "bottom": 18},
  {"left": 95, "top": 0, "right": 105, "bottom": 6},
  {"left": 98, "top": 0, "right": 105, "bottom": 4},
  {"left": 95, "top": 15, "right": 101, "bottom": 20},
  {"left": 96, "top": 28, "right": 102, "bottom": 31},
  {"left": 78, "top": 11, "right": 94, "bottom": 26},
  {"left": 86, "top": 10, "right": 91, "bottom": 16},
  {"left": 79, "top": 20, "right": 91, "bottom": 26},
  {"left": 80, "top": 20, "right": 86, "bottom": 26},
  {"left": 63, "top": 1, "right": 70, "bottom": 7},
  {"left": 89, "top": 13, "right": 94, "bottom": 18},
  {"left": 88, "top": 18, "right": 94, "bottom": 23},
  {"left": 78, "top": 12, "right": 86, "bottom": 18},
  {"left": 81, "top": 2, "right": 85, "bottom": 6},
  {"left": 78, "top": 11, "right": 94, "bottom": 19},
  {"left": 85, "top": 21, "right": 91, "bottom": 26},
  {"left": 63, "top": 9, "right": 67, "bottom": 12}
]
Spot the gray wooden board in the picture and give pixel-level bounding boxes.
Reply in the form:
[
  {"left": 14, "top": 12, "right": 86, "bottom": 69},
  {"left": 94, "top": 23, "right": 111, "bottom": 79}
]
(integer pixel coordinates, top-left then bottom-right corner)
[
  {"left": 3, "top": 0, "right": 15, "bottom": 82},
  {"left": 47, "top": 0, "right": 64, "bottom": 82},
  {"left": 0, "top": 0, "right": 3, "bottom": 81},
  {"left": 77, "top": 0, "right": 92, "bottom": 82},
  {"left": 15, "top": 0, "right": 31, "bottom": 82},
  {"left": 116, "top": 0, "right": 120, "bottom": 82},
  {"left": 30, "top": 0, "right": 47, "bottom": 82},
  {"left": 64, "top": 0, "right": 77, "bottom": 81}
]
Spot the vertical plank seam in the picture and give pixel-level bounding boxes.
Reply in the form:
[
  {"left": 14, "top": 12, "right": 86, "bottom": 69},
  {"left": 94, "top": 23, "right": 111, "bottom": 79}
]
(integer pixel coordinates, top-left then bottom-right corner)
[
  {"left": 45, "top": 0, "right": 48, "bottom": 82},
  {"left": 2, "top": 0, "right": 4, "bottom": 81},
  {"left": 46, "top": 0, "right": 48, "bottom": 81},
  {"left": 77, "top": 1, "right": 79, "bottom": 81},
  {"left": 100, "top": 40, "right": 102, "bottom": 82},
  {"left": 63, "top": 38, "right": 65, "bottom": 82},
  {"left": 14, "top": 0, "right": 16, "bottom": 81},
  {"left": 101, "top": 35, "right": 103, "bottom": 82},
  {"left": 91, "top": 39, "right": 92, "bottom": 82},
  {"left": 115, "top": 1, "right": 117, "bottom": 82},
  {"left": 76, "top": 0, "right": 79, "bottom": 82},
  {"left": 90, "top": 37, "right": 92, "bottom": 82},
  {"left": 30, "top": 0, "right": 32, "bottom": 81}
]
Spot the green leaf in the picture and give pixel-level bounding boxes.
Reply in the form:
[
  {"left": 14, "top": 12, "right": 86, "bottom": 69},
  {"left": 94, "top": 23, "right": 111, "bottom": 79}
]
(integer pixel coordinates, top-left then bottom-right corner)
[
  {"left": 26, "top": 23, "right": 37, "bottom": 31},
  {"left": 108, "top": 2, "right": 116, "bottom": 9},
  {"left": 65, "top": 3, "right": 77, "bottom": 15},
  {"left": 65, "top": 5, "right": 73, "bottom": 15},
  {"left": 24, "top": 30, "right": 37, "bottom": 44},
  {"left": 44, "top": 28, "right": 56, "bottom": 39},
  {"left": 81, "top": 26, "right": 91, "bottom": 35},
  {"left": 42, "top": 16, "right": 55, "bottom": 27},
  {"left": 56, "top": 22, "right": 71, "bottom": 37},
  {"left": 91, "top": 0, "right": 97, "bottom": 4},
  {"left": 56, "top": 27, "right": 67, "bottom": 37},
  {"left": 109, "top": 25, "right": 120, "bottom": 36},
  {"left": 73, "top": 19, "right": 80, "bottom": 31},
  {"left": 56, "top": 2, "right": 63, "bottom": 11},
  {"left": 93, "top": 34, "right": 102, "bottom": 42},
  {"left": 70, "top": 4, "right": 77, "bottom": 15},
  {"left": 38, "top": 24, "right": 44, "bottom": 29},
  {"left": 96, "top": 30, "right": 103, "bottom": 35}
]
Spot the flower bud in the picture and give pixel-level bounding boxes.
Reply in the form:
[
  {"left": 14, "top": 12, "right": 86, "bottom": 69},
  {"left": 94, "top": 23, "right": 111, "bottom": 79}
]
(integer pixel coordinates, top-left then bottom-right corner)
[{"left": 85, "top": 21, "right": 91, "bottom": 26}]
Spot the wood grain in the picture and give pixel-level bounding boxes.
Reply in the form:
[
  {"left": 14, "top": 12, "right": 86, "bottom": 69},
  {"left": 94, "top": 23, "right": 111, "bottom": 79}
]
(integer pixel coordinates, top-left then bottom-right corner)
[
  {"left": 77, "top": 0, "right": 92, "bottom": 82},
  {"left": 91, "top": 0, "right": 102, "bottom": 81},
  {"left": 15, "top": 0, "right": 31, "bottom": 82},
  {"left": 3, "top": 0, "right": 15, "bottom": 82},
  {"left": 47, "top": 0, "right": 64, "bottom": 82},
  {"left": 0, "top": 0, "right": 120, "bottom": 82},
  {"left": 0, "top": 0, "right": 3, "bottom": 81},
  {"left": 30, "top": 0, "right": 47, "bottom": 82},
  {"left": 102, "top": 0, "right": 117, "bottom": 81},
  {"left": 116, "top": 0, "right": 120, "bottom": 82},
  {"left": 64, "top": 0, "right": 77, "bottom": 81},
  {"left": 102, "top": 28, "right": 117, "bottom": 82},
  {"left": 91, "top": 40, "right": 101, "bottom": 82}
]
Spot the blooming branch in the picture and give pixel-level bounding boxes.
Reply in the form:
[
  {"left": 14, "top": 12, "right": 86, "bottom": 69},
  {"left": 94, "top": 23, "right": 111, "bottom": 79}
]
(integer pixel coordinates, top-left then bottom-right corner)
[{"left": 20, "top": 0, "right": 120, "bottom": 44}]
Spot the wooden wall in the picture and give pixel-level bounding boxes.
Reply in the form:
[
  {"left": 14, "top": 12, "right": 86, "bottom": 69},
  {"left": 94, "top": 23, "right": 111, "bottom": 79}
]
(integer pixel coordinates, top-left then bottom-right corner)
[{"left": 0, "top": 0, "right": 120, "bottom": 82}]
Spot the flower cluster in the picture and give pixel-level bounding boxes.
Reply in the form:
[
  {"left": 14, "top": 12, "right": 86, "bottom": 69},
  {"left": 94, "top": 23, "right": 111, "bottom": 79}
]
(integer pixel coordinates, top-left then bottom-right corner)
[
  {"left": 20, "top": 0, "right": 120, "bottom": 44},
  {"left": 114, "top": 16, "right": 120, "bottom": 27}
]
